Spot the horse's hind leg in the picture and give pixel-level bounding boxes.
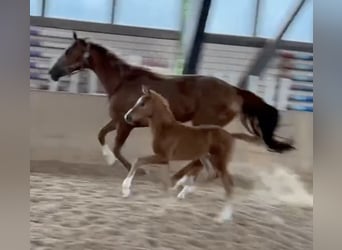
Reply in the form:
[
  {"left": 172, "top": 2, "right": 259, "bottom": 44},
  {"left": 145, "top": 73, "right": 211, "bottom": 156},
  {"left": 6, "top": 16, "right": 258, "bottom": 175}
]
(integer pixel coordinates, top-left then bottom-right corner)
[{"left": 98, "top": 119, "right": 117, "bottom": 165}]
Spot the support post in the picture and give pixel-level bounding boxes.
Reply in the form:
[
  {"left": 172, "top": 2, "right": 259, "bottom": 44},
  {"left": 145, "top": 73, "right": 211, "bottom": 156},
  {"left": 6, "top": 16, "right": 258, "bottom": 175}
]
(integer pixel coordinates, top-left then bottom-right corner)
[
  {"left": 182, "top": 0, "right": 211, "bottom": 74},
  {"left": 238, "top": 0, "right": 308, "bottom": 89}
]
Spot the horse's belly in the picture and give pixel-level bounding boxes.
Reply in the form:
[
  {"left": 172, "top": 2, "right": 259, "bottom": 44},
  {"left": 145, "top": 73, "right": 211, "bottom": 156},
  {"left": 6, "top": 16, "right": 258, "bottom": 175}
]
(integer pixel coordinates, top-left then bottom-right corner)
[{"left": 170, "top": 100, "right": 196, "bottom": 123}]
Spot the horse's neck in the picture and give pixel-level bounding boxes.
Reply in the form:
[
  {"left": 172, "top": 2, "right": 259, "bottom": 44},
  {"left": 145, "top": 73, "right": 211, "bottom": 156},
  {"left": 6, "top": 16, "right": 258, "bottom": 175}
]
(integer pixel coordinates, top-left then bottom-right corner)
[{"left": 88, "top": 47, "right": 129, "bottom": 97}]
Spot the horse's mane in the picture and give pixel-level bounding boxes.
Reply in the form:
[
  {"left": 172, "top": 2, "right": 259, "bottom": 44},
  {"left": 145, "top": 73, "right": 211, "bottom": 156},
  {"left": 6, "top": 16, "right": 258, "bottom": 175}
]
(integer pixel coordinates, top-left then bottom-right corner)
[{"left": 89, "top": 42, "right": 165, "bottom": 81}]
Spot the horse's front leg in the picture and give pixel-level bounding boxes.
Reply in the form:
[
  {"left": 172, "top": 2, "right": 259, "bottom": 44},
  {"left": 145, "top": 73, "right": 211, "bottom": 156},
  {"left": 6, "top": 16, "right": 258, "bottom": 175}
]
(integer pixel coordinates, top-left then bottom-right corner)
[
  {"left": 98, "top": 119, "right": 117, "bottom": 165},
  {"left": 122, "top": 155, "right": 168, "bottom": 197},
  {"left": 113, "top": 121, "right": 133, "bottom": 171}
]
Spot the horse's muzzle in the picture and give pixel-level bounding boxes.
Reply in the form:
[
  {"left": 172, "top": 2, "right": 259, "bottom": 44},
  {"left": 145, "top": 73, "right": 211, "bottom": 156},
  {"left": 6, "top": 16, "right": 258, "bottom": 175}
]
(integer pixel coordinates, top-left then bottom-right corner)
[
  {"left": 48, "top": 67, "right": 67, "bottom": 82},
  {"left": 124, "top": 113, "right": 134, "bottom": 125}
]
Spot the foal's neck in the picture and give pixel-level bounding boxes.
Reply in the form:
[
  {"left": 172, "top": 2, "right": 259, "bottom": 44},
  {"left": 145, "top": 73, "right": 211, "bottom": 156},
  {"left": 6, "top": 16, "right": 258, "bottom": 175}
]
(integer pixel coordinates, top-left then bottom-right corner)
[
  {"left": 87, "top": 43, "right": 131, "bottom": 97},
  {"left": 149, "top": 105, "right": 177, "bottom": 136}
]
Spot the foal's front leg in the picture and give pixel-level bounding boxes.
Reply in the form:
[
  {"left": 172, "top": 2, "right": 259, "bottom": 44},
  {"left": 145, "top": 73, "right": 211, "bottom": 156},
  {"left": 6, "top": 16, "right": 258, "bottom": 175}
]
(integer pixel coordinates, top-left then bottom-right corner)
[{"left": 122, "top": 155, "right": 168, "bottom": 197}]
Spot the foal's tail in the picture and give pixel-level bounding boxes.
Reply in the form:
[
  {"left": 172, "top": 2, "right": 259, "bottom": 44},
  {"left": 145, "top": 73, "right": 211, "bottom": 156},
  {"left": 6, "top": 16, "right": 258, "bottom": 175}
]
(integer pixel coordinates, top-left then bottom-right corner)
[{"left": 235, "top": 88, "right": 295, "bottom": 153}]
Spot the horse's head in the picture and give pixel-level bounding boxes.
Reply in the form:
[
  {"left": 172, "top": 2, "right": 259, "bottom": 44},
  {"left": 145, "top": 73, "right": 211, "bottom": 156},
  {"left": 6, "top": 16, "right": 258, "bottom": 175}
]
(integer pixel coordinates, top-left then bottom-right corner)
[
  {"left": 124, "top": 85, "right": 154, "bottom": 125},
  {"left": 49, "top": 31, "right": 90, "bottom": 81}
]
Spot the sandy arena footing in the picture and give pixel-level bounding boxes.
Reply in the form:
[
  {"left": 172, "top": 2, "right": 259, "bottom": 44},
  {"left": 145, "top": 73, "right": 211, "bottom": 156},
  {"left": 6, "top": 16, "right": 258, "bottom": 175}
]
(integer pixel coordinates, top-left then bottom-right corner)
[{"left": 31, "top": 160, "right": 312, "bottom": 250}]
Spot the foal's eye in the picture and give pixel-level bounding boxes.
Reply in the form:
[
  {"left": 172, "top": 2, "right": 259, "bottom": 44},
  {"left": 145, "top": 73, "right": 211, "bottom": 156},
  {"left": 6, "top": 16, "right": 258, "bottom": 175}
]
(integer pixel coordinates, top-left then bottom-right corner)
[{"left": 140, "top": 102, "right": 145, "bottom": 107}]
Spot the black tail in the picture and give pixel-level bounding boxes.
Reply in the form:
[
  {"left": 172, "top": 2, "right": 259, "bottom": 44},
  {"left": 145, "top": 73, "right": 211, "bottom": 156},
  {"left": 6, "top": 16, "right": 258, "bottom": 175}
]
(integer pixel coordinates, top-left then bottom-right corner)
[{"left": 236, "top": 88, "right": 295, "bottom": 153}]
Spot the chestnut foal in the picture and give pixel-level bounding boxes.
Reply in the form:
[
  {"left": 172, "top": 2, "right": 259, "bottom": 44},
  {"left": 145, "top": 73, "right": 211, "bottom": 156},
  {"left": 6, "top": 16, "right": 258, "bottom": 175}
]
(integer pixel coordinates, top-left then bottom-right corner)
[{"left": 122, "top": 86, "right": 236, "bottom": 222}]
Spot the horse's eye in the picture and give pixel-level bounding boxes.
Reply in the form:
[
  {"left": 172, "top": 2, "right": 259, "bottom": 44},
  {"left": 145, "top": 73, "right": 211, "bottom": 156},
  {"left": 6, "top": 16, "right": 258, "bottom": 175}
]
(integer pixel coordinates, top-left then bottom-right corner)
[{"left": 140, "top": 102, "right": 145, "bottom": 107}]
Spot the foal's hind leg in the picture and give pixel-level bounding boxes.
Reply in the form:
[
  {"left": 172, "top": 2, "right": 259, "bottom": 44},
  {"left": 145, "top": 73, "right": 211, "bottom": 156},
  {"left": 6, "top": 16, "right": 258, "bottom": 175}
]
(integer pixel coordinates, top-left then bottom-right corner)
[
  {"left": 171, "top": 155, "right": 219, "bottom": 187},
  {"left": 171, "top": 160, "right": 201, "bottom": 187},
  {"left": 200, "top": 155, "right": 217, "bottom": 179},
  {"left": 173, "top": 157, "right": 213, "bottom": 199},
  {"left": 210, "top": 147, "right": 235, "bottom": 223},
  {"left": 174, "top": 169, "right": 197, "bottom": 199},
  {"left": 176, "top": 107, "right": 237, "bottom": 182}
]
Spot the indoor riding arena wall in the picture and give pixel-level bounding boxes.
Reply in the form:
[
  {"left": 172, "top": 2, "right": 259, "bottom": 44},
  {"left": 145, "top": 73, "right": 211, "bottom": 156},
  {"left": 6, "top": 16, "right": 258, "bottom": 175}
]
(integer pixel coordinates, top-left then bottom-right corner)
[{"left": 30, "top": 90, "right": 313, "bottom": 174}]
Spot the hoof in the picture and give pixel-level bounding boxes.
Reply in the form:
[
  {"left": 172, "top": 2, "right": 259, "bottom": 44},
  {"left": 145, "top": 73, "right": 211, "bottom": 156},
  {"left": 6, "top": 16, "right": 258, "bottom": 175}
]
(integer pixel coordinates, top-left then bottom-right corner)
[
  {"left": 122, "top": 188, "right": 131, "bottom": 198},
  {"left": 177, "top": 192, "right": 186, "bottom": 199},
  {"left": 213, "top": 216, "right": 226, "bottom": 224},
  {"left": 213, "top": 214, "right": 233, "bottom": 224},
  {"left": 176, "top": 186, "right": 195, "bottom": 199},
  {"left": 214, "top": 204, "right": 233, "bottom": 223},
  {"left": 122, "top": 178, "right": 132, "bottom": 197},
  {"left": 177, "top": 189, "right": 187, "bottom": 199}
]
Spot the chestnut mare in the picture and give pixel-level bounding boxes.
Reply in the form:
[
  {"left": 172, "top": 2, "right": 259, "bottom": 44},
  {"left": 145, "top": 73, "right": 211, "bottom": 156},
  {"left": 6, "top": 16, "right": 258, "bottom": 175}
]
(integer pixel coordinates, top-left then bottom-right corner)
[
  {"left": 123, "top": 86, "right": 235, "bottom": 222},
  {"left": 49, "top": 32, "right": 294, "bottom": 177}
]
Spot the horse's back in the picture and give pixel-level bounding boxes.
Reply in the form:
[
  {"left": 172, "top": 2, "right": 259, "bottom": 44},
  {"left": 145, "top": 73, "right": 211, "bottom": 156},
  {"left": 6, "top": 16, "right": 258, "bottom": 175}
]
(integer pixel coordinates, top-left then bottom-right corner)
[{"left": 111, "top": 73, "right": 239, "bottom": 123}]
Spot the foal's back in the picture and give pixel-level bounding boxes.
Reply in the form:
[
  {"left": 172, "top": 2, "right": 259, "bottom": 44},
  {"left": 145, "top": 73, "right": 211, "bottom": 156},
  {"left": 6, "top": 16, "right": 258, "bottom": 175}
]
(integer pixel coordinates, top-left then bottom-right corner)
[{"left": 165, "top": 122, "right": 234, "bottom": 161}]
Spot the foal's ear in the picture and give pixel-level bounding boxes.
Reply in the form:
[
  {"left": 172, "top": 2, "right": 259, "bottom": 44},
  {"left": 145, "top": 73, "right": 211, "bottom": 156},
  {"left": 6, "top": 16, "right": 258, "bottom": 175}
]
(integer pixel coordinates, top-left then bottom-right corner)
[
  {"left": 141, "top": 85, "right": 151, "bottom": 95},
  {"left": 73, "top": 31, "right": 78, "bottom": 40}
]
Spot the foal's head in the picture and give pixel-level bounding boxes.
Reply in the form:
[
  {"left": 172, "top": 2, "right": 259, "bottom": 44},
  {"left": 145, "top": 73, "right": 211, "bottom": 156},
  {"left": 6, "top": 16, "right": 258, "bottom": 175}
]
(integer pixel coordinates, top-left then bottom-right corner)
[
  {"left": 124, "top": 85, "right": 172, "bottom": 125},
  {"left": 49, "top": 32, "right": 90, "bottom": 81}
]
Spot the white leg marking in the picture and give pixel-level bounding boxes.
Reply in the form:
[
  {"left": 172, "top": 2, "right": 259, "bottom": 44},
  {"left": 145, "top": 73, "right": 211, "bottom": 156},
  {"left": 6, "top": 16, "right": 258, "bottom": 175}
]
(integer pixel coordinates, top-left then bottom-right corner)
[
  {"left": 200, "top": 156, "right": 214, "bottom": 179},
  {"left": 177, "top": 186, "right": 188, "bottom": 199},
  {"left": 214, "top": 203, "right": 233, "bottom": 223},
  {"left": 172, "top": 175, "right": 193, "bottom": 190},
  {"left": 122, "top": 176, "right": 134, "bottom": 197},
  {"left": 177, "top": 185, "right": 196, "bottom": 199},
  {"left": 102, "top": 144, "right": 116, "bottom": 165}
]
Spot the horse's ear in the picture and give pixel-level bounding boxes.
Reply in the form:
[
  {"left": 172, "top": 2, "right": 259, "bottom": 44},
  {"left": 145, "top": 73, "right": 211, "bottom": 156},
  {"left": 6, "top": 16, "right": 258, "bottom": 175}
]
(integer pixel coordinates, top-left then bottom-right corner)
[
  {"left": 142, "top": 85, "right": 151, "bottom": 95},
  {"left": 73, "top": 31, "right": 78, "bottom": 40}
]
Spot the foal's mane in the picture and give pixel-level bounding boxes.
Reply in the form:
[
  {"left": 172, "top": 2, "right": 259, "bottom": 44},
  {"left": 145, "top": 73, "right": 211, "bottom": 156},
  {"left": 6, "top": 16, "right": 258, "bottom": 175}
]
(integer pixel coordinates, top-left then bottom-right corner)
[
  {"left": 150, "top": 90, "right": 173, "bottom": 115},
  {"left": 89, "top": 42, "right": 165, "bottom": 81}
]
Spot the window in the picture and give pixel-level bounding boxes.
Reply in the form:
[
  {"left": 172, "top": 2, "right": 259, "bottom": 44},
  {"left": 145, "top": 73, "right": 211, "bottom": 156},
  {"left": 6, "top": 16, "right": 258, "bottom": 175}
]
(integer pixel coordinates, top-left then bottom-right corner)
[
  {"left": 114, "top": 0, "right": 182, "bottom": 30},
  {"left": 283, "top": 0, "right": 313, "bottom": 42},
  {"left": 257, "top": 0, "right": 298, "bottom": 38},
  {"left": 45, "top": 0, "right": 113, "bottom": 23},
  {"left": 205, "top": 0, "right": 257, "bottom": 36},
  {"left": 30, "top": 0, "right": 43, "bottom": 16},
  {"left": 257, "top": 0, "right": 313, "bottom": 42}
]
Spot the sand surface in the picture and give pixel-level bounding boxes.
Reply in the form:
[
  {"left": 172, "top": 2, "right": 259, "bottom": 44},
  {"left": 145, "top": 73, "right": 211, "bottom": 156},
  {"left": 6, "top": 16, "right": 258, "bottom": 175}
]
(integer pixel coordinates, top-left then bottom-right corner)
[{"left": 31, "top": 159, "right": 312, "bottom": 250}]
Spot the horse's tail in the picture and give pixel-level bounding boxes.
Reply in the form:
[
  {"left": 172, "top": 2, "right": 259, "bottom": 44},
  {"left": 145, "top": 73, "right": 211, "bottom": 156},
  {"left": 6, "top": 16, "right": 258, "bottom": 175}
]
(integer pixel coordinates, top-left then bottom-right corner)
[{"left": 235, "top": 88, "right": 295, "bottom": 153}]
